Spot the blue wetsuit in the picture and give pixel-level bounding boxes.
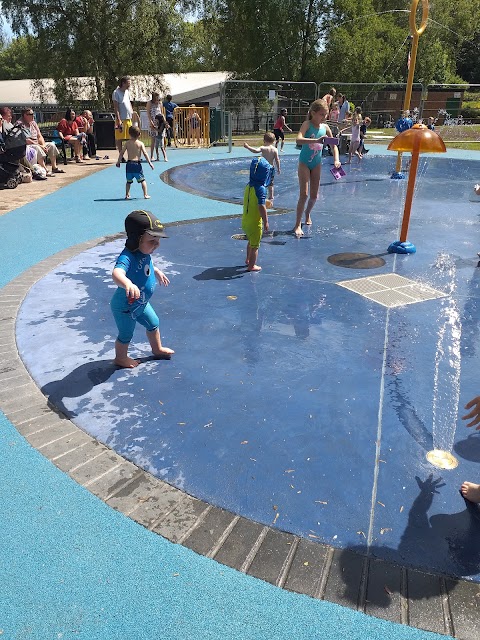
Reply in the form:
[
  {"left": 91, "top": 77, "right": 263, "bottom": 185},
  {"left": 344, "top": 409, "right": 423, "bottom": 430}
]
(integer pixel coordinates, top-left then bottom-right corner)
[
  {"left": 111, "top": 248, "right": 159, "bottom": 344},
  {"left": 249, "top": 156, "right": 272, "bottom": 205},
  {"left": 299, "top": 124, "right": 327, "bottom": 170}
]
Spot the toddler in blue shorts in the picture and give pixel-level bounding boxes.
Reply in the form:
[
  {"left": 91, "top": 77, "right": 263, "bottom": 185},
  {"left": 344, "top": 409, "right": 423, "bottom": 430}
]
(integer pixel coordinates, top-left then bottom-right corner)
[
  {"left": 111, "top": 210, "right": 174, "bottom": 368},
  {"left": 116, "top": 125, "right": 154, "bottom": 200}
]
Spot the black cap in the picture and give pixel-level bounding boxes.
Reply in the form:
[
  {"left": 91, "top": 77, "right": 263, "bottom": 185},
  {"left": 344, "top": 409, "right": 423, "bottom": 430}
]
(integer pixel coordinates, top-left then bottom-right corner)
[{"left": 124, "top": 210, "right": 168, "bottom": 250}]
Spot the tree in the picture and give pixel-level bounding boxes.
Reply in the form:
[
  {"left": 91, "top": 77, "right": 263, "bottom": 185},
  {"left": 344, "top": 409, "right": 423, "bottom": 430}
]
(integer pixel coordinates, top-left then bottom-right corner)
[
  {"left": 0, "top": 36, "right": 37, "bottom": 80},
  {"left": 2, "top": 0, "right": 181, "bottom": 106}
]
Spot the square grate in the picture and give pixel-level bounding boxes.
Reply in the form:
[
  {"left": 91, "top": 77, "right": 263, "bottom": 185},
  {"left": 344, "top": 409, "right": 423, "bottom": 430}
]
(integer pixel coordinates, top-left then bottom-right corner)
[{"left": 337, "top": 275, "right": 447, "bottom": 308}]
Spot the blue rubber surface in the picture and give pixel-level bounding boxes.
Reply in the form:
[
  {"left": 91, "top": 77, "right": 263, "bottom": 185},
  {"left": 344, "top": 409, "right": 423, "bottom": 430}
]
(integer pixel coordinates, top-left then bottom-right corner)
[
  {"left": 1, "top": 142, "right": 474, "bottom": 637},
  {"left": 16, "top": 153, "right": 480, "bottom": 581}
]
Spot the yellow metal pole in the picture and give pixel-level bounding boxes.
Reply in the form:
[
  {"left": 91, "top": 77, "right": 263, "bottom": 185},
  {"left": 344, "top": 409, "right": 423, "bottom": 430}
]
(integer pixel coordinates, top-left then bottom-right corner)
[{"left": 395, "top": 0, "right": 429, "bottom": 174}]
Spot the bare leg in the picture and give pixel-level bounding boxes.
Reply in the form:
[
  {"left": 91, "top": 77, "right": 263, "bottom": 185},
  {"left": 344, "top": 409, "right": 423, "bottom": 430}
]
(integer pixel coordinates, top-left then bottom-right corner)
[
  {"left": 268, "top": 184, "right": 274, "bottom": 201},
  {"left": 147, "top": 327, "right": 174, "bottom": 357},
  {"left": 304, "top": 164, "right": 321, "bottom": 225},
  {"left": 150, "top": 138, "right": 155, "bottom": 160},
  {"left": 247, "top": 246, "right": 261, "bottom": 271},
  {"left": 114, "top": 340, "right": 139, "bottom": 368},
  {"left": 460, "top": 481, "right": 480, "bottom": 503},
  {"left": 294, "top": 162, "right": 310, "bottom": 236},
  {"left": 116, "top": 140, "right": 123, "bottom": 155},
  {"left": 161, "top": 140, "right": 168, "bottom": 161},
  {"left": 125, "top": 182, "right": 131, "bottom": 199},
  {"left": 141, "top": 180, "right": 150, "bottom": 199}
]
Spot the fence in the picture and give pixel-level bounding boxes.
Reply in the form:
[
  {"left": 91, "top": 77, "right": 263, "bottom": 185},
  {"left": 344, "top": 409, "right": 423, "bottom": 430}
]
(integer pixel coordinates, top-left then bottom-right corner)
[
  {"left": 220, "top": 80, "right": 317, "bottom": 136},
  {"left": 317, "top": 82, "right": 480, "bottom": 145},
  {"left": 173, "top": 106, "right": 210, "bottom": 148}
]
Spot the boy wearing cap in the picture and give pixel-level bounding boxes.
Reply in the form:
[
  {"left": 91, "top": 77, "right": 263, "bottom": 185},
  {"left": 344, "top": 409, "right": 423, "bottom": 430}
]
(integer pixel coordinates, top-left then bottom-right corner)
[
  {"left": 116, "top": 125, "right": 154, "bottom": 200},
  {"left": 111, "top": 210, "right": 174, "bottom": 368}
]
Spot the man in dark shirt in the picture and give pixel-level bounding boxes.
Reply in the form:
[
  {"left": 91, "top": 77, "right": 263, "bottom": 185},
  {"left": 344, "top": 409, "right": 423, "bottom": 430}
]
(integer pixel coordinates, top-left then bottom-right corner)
[{"left": 162, "top": 94, "right": 177, "bottom": 146}]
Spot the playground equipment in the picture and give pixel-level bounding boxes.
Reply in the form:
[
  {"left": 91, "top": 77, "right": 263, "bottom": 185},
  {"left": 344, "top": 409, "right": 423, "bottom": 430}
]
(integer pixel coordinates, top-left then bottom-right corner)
[
  {"left": 392, "top": 0, "right": 429, "bottom": 179},
  {"left": 387, "top": 123, "right": 446, "bottom": 254}
]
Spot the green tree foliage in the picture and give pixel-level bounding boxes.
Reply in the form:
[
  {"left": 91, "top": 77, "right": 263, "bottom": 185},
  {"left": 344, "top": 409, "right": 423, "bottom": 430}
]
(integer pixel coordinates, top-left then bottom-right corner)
[
  {"left": 456, "top": 33, "right": 480, "bottom": 83},
  {"left": 2, "top": 0, "right": 180, "bottom": 106},
  {"left": 0, "top": 36, "right": 37, "bottom": 80}
]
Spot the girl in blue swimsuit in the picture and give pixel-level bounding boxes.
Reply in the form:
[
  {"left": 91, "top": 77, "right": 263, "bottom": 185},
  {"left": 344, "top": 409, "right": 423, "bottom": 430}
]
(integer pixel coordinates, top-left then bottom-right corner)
[{"left": 294, "top": 99, "right": 341, "bottom": 237}]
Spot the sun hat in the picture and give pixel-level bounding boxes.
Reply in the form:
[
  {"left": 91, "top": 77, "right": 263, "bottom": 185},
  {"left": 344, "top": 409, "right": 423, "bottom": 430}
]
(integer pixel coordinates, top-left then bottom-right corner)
[{"left": 125, "top": 210, "right": 168, "bottom": 250}]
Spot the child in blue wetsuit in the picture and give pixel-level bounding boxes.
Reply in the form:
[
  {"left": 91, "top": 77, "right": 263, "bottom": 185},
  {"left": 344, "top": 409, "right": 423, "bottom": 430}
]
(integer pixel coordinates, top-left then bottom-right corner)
[
  {"left": 293, "top": 98, "right": 341, "bottom": 237},
  {"left": 241, "top": 156, "right": 271, "bottom": 272},
  {"left": 111, "top": 210, "right": 174, "bottom": 368}
]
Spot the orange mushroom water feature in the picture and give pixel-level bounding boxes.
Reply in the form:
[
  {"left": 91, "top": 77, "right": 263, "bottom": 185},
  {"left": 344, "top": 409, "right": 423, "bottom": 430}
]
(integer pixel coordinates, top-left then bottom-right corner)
[{"left": 387, "top": 124, "right": 446, "bottom": 254}]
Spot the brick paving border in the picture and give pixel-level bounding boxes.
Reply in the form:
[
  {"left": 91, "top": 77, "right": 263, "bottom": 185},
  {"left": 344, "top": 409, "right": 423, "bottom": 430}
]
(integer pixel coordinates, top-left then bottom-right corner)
[{"left": 1, "top": 232, "right": 479, "bottom": 639}]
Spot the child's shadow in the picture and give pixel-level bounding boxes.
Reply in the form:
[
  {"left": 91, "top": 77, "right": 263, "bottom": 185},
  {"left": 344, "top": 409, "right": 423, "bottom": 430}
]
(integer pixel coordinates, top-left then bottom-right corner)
[
  {"left": 193, "top": 265, "right": 246, "bottom": 281},
  {"left": 41, "top": 356, "right": 162, "bottom": 418}
]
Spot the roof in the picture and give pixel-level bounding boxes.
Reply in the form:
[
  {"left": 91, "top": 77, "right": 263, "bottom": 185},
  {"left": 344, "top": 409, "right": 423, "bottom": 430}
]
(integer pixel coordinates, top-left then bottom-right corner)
[{"left": 0, "top": 72, "right": 230, "bottom": 106}]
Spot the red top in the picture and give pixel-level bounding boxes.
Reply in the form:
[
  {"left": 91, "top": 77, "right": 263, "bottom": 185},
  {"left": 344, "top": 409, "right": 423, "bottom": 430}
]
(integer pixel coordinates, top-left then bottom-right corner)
[
  {"left": 57, "top": 118, "right": 79, "bottom": 138},
  {"left": 274, "top": 115, "right": 285, "bottom": 130}
]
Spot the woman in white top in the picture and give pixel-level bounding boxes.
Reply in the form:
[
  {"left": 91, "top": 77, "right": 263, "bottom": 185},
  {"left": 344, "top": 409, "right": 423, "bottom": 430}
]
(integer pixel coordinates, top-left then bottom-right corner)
[{"left": 146, "top": 92, "right": 162, "bottom": 161}]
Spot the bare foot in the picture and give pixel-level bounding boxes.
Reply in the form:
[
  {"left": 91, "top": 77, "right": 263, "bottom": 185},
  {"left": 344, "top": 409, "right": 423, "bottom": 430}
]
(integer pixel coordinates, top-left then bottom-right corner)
[
  {"left": 144, "top": 195, "right": 151, "bottom": 199},
  {"left": 460, "top": 481, "right": 480, "bottom": 503},
  {"left": 293, "top": 226, "right": 304, "bottom": 237},
  {"left": 305, "top": 218, "right": 312, "bottom": 225},
  {"left": 247, "top": 264, "right": 262, "bottom": 272},
  {"left": 125, "top": 195, "right": 131, "bottom": 200},
  {"left": 153, "top": 347, "right": 175, "bottom": 359},
  {"left": 114, "top": 356, "right": 139, "bottom": 368}
]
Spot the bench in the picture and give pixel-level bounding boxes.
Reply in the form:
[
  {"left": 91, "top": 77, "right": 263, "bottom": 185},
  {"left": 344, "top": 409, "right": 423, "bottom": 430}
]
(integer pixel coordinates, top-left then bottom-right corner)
[{"left": 39, "top": 127, "right": 70, "bottom": 165}]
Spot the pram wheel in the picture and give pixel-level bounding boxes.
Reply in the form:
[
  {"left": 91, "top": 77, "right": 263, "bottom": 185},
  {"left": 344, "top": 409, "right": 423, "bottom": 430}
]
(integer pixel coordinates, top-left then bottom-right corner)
[{"left": 6, "top": 176, "right": 18, "bottom": 189}]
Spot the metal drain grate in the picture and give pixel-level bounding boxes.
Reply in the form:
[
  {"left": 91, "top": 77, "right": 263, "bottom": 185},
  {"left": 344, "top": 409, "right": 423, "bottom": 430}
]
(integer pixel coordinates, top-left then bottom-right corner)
[{"left": 337, "top": 274, "right": 447, "bottom": 308}]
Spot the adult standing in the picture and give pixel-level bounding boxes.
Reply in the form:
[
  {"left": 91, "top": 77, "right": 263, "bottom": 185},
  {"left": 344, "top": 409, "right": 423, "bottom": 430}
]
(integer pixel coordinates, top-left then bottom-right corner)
[
  {"left": 322, "top": 87, "right": 336, "bottom": 110},
  {"left": 146, "top": 92, "right": 162, "bottom": 160},
  {"left": 163, "top": 94, "right": 177, "bottom": 147},
  {"left": 113, "top": 76, "right": 134, "bottom": 155},
  {"left": 338, "top": 94, "right": 350, "bottom": 122}
]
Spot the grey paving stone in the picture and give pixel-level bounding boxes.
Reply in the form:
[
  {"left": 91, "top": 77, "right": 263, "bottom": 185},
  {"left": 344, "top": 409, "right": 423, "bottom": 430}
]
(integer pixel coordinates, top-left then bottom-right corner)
[
  {"left": 153, "top": 495, "right": 209, "bottom": 543},
  {"left": 323, "top": 548, "right": 365, "bottom": 609},
  {"left": 26, "top": 420, "right": 78, "bottom": 449},
  {"left": 0, "top": 283, "right": 22, "bottom": 296},
  {"left": 365, "top": 558, "right": 402, "bottom": 622},
  {"left": 53, "top": 438, "right": 107, "bottom": 472},
  {"left": 247, "top": 529, "right": 296, "bottom": 586},
  {"left": 129, "top": 482, "right": 185, "bottom": 529},
  {"left": 213, "top": 517, "right": 265, "bottom": 570},
  {"left": 0, "top": 372, "right": 33, "bottom": 391},
  {"left": 2, "top": 401, "right": 52, "bottom": 425},
  {"left": 283, "top": 539, "right": 328, "bottom": 596},
  {"left": 183, "top": 507, "right": 236, "bottom": 556},
  {"left": 0, "top": 311, "right": 15, "bottom": 322},
  {"left": 37, "top": 429, "right": 94, "bottom": 459},
  {"left": 0, "top": 362, "right": 24, "bottom": 380},
  {"left": 407, "top": 570, "right": 446, "bottom": 634},
  {"left": 107, "top": 473, "right": 167, "bottom": 514},
  {"left": 86, "top": 462, "right": 141, "bottom": 500},
  {"left": 0, "top": 382, "right": 39, "bottom": 408},
  {"left": 13, "top": 411, "right": 65, "bottom": 437},
  {"left": 447, "top": 578, "right": 480, "bottom": 640},
  {"left": 70, "top": 449, "right": 123, "bottom": 485}
]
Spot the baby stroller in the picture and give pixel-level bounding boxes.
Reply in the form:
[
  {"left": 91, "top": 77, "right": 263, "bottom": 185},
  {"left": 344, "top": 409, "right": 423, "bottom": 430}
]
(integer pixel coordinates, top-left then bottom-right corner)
[{"left": 0, "top": 122, "right": 27, "bottom": 189}]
